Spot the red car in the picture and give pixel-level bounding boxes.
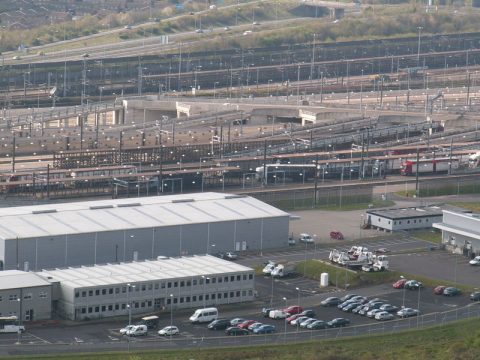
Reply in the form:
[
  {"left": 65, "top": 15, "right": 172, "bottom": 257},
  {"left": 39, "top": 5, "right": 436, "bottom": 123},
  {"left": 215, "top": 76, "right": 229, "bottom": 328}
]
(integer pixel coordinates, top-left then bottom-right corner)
[
  {"left": 286, "top": 314, "right": 302, "bottom": 324},
  {"left": 434, "top": 285, "right": 447, "bottom": 295},
  {"left": 393, "top": 279, "right": 407, "bottom": 289},
  {"left": 283, "top": 305, "right": 303, "bottom": 315},
  {"left": 330, "top": 231, "right": 344, "bottom": 240},
  {"left": 237, "top": 320, "right": 256, "bottom": 329}
]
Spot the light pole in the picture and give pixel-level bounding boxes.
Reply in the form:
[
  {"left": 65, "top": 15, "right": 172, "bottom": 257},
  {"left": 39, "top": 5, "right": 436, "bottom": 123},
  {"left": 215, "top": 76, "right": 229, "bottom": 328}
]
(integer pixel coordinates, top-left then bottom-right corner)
[
  {"left": 267, "top": 79, "right": 272, "bottom": 97},
  {"left": 400, "top": 275, "right": 406, "bottom": 308},
  {"left": 282, "top": 297, "right": 287, "bottom": 340},
  {"left": 270, "top": 275, "right": 274, "bottom": 307},
  {"left": 213, "top": 81, "right": 219, "bottom": 99},
  {"left": 169, "top": 293, "right": 174, "bottom": 338},
  {"left": 295, "top": 287, "right": 300, "bottom": 306},
  {"left": 417, "top": 26, "right": 423, "bottom": 65},
  {"left": 16, "top": 298, "right": 21, "bottom": 345},
  {"left": 127, "top": 283, "right": 135, "bottom": 325},
  {"left": 416, "top": 284, "right": 421, "bottom": 328},
  {"left": 201, "top": 276, "right": 209, "bottom": 308}
]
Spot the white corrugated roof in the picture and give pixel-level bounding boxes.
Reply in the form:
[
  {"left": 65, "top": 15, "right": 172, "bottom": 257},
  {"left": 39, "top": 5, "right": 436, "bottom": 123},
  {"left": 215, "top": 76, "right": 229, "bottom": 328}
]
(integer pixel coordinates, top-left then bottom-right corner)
[
  {"left": 0, "top": 270, "right": 51, "bottom": 290},
  {"left": 0, "top": 192, "right": 288, "bottom": 240},
  {"left": 37, "top": 255, "right": 253, "bottom": 289}
]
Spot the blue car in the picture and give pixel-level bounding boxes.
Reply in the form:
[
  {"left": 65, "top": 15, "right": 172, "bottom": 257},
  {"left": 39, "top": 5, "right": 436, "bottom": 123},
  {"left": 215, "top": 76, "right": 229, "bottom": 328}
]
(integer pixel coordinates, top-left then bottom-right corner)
[{"left": 253, "top": 324, "right": 276, "bottom": 334}]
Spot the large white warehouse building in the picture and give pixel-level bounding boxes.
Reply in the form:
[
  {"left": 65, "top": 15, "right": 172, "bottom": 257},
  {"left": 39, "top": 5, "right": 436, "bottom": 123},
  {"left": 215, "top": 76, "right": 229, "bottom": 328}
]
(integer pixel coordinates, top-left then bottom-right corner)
[{"left": 0, "top": 192, "right": 290, "bottom": 271}]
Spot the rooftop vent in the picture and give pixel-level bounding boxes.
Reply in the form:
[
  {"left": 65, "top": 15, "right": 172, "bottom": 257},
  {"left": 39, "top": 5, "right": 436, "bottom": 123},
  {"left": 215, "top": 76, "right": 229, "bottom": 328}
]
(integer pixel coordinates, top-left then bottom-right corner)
[
  {"left": 172, "top": 199, "right": 194, "bottom": 203},
  {"left": 32, "top": 209, "right": 57, "bottom": 214},
  {"left": 117, "top": 203, "right": 141, "bottom": 208},
  {"left": 225, "top": 195, "right": 246, "bottom": 199},
  {"left": 90, "top": 205, "right": 114, "bottom": 210}
]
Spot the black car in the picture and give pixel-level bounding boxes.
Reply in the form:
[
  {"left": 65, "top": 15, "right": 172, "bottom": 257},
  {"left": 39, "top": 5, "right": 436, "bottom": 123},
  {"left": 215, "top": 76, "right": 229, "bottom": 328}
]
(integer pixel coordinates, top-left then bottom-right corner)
[
  {"left": 340, "top": 294, "right": 358, "bottom": 302},
  {"left": 443, "top": 287, "right": 461, "bottom": 297},
  {"left": 307, "top": 320, "right": 328, "bottom": 330},
  {"left": 327, "top": 318, "right": 350, "bottom": 328},
  {"left": 225, "top": 326, "right": 249, "bottom": 336},
  {"left": 208, "top": 318, "right": 231, "bottom": 330},
  {"left": 470, "top": 292, "right": 480, "bottom": 301},
  {"left": 321, "top": 297, "right": 342, "bottom": 307},
  {"left": 299, "top": 309, "right": 316, "bottom": 318}
]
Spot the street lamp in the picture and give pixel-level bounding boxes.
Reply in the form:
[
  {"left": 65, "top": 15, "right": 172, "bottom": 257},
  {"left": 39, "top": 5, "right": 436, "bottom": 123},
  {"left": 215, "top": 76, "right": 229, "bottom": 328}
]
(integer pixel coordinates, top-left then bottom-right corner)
[
  {"left": 282, "top": 297, "right": 287, "bottom": 340},
  {"left": 213, "top": 81, "right": 219, "bottom": 99},
  {"left": 400, "top": 275, "right": 406, "bottom": 308},
  {"left": 295, "top": 287, "right": 300, "bottom": 307},
  {"left": 127, "top": 283, "right": 135, "bottom": 325},
  {"left": 201, "top": 276, "right": 209, "bottom": 308},
  {"left": 267, "top": 79, "right": 272, "bottom": 97},
  {"left": 169, "top": 293, "right": 174, "bottom": 338},
  {"left": 16, "top": 298, "right": 21, "bottom": 345},
  {"left": 417, "top": 26, "right": 423, "bottom": 64}
]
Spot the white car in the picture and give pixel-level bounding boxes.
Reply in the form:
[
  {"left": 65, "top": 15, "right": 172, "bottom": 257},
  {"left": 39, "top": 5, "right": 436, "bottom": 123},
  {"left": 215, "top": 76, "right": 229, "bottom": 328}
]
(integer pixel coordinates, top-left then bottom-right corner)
[
  {"left": 126, "top": 324, "right": 148, "bottom": 336},
  {"left": 290, "top": 316, "right": 309, "bottom": 326},
  {"left": 366, "top": 309, "right": 382, "bottom": 318},
  {"left": 396, "top": 308, "right": 420, "bottom": 318},
  {"left": 119, "top": 325, "right": 135, "bottom": 335},
  {"left": 299, "top": 233, "right": 314, "bottom": 244},
  {"left": 375, "top": 311, "right": 395, "bottom": 321},
  {"left": 158, "top": 325, "right": 179, "bottom": 336},
  {"left": 225, "top": 252, "right": 238, "bottom": 260},
  {"left": 469, "top": 256, "right": 480, "bottom": 266},
  {"left": 262, "top": 262, "right": 276, "bottom": 275}
]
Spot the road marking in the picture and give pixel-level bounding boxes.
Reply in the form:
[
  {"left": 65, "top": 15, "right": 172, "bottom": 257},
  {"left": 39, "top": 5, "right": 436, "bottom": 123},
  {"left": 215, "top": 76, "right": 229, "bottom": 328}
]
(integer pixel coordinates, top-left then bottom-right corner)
[
  {"left": 27, "top": 333, "right": 51, "bottom": 344},
  {"left": 74, "top": 337, "right": 84, "bottom": 343}
]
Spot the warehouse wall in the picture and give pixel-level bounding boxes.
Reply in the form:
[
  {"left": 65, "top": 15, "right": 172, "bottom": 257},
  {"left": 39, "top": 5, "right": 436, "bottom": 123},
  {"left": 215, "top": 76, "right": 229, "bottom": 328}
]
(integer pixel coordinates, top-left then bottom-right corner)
[{"left": 3, "top": 216, "right": 289, "bottom": 270}]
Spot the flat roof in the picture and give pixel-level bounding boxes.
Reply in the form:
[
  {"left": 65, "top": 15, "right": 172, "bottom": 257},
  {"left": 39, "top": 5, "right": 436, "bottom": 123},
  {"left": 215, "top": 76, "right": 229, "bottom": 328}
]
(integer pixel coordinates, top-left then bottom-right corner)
[
  {"left": 0, "top": 270, "right": 51, "bottom": 290},
  {"left": 36, "top": 255, "right": 254, "bottom": 289},
  {"left": 0, "top": 192, "right": 288, "bottom": 240},
  {"left": 367, "top": 205, "right": 443, "bottom": 220}
]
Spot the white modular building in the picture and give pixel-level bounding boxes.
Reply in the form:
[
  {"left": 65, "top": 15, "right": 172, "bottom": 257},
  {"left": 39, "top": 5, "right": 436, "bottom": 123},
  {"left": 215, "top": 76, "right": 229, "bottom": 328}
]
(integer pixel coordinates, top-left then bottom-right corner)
[
  {"left": 0, "top": 192, "right": 290, "bottom": 271},
  {"left": 36, "top": 255, "right": 255, "bottom": 321},
  {"left": 433, "top": 210, "right": 480, "bottom": 257}
]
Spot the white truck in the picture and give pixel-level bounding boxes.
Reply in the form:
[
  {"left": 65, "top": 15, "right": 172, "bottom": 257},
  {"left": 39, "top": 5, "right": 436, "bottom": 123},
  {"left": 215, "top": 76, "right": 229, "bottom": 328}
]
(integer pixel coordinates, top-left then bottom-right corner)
[
  {"left": 329, "top": 247, "right": 374, "bottom": 268},
  {"left": 262, "top": 261, "right": 276, "bottom": 275},
  {"left": 468, "top": 152, "right": 480, "bottom": 168},
  {"left": 361, "top": 255, "right": 389, "bottom": 272},
  {"left": 271, "top": 263, "right": 296, "bottom": 278}
]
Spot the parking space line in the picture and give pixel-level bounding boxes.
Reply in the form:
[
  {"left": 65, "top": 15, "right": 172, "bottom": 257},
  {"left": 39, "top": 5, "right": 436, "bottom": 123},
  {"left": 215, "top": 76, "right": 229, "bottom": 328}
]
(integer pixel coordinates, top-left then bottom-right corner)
[{"left": 26, "top": 333, "right": 51, "bottom": 344}]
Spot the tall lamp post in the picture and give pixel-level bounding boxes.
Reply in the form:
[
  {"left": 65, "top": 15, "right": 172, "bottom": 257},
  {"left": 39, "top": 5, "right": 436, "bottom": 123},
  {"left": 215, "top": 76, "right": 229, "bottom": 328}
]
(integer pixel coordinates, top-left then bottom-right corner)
[
  {"left": 296, "top": 287, "right": 300, "bottom": 306},
  {"left": 16, "top": 298, "right": 21, "bottom": 345},
  {"left": 169, "top": 293, "right": 174, "bottom": 338},
  {"left": 127, "top": 283, "right": 135, "bottom": 325},
  {"left": 282, "top": 297, "right": 287, "bottom": 340},
  {"left": 400, "top": 275, "right": 406, "bottom": 308},
  {"left": 417, "top": 26, "right": 423, "bottom": 65}
]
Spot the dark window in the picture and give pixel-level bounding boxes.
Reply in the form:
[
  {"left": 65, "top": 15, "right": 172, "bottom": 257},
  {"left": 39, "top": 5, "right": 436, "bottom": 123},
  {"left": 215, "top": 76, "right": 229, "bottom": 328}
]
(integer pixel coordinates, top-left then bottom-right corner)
[
  {"left": 174, "top": 282, "right": 178, "bottom": 288},
  {"left": 134, "top": 302, "right": 139, "bottom": 309},
  {"left": 115, "top": 304, "right": 120, "bottom": 310},
  {"left": 82, "top": 291, "right": 86, "bottom": 297},
  {"left": 180, "top": 297, "right": 184, "bottom": 303},
  {"left": 186, "top": 280, "right": 191, "bottom": 286},
  {"left": 180, "top": 281, "right": 185, "bottom": 287},
  {"left": 192, "top": 280, "right": 197, "bottom": 286},
  {"left": 109, "top": 288, "right": 113, "bottom": 294},
  {"left": 236, "top": 291, "right": 240, "bottom": 297},
  {"left": 230, "top": 292, "right": 234, "bottom": 298},
  {"left": 236, "top": 275, "right": 241, "bottom": 281},
  {"left": 115, "top": 288, "right": 120, "bottom": 294},
  {"left": 102, "top": 289, "right": 106, "bottom": 295},
  {"left": 108, "top": 305, "right": 113, "bottom": 311},
  {"left": 199, "top": 295, "right": 203, "bottom": 301},
  {"left": 167, "top": 282, "right": 172, "bottom": 288},
  {"left": 148, "top": 284, "right": 153, "bottom": 290},
  {"left": 242, "top": 275, "right": 247, "bottom": 281},
  {"left": 101, "top": 305, "right": 106, "bottom": 312},
  {"left": 242, "top": 290, "right": 246, "bottom": 296},
  {"left": 95, "top": 306, "right": 99, "bottom": 313},
  {"left": 147, "top": 301, "right": 152, "bottom": 307},
  {"left": 186, "top": 297, "right": 190, "bottom": 302},
  {"left": 173, "top": 298, "right": 178, "bottom": 304},
  {"left": 248, "top": 274, "right": 253, "bottom": 280},
  {"left": 75, "top": 292, "right": 79, "bottom": 298},
  {"left": 206, "top": 278, "right": 210, "bottom": 284},
  {"left": 122, "top": 287, "right": 127, "bottom": 293},
  {"left": 224, "top": 277, "right": 228, "bottom": 283},
  {"left": 212, "top": 278, "right": 216, "bottom": 284},
  {"left": 141, "top": 302, "right": 145, "bottom": 308},
  {"left": 167, "top": 298, "right": 171, "bottom": 305},
  {"left": 218, "top": 293, "right": 222, "bottom": 299},
  {"left": 230, "top": 276, "right": 234, "bottom": 282},
  {"left": 192, "top": 296, "right": 197, "bottom": 302},
  {"left": 212, "top": 294, "right": 216, "bottom": 300},
  {"left": 121, "top": 304, "right": 126, "bottom": 310},
  {"left": 95, "top": 290, "right": 100, "bottom": 296},
  {"left": 88, "top": 307, "right": 93, "bottom": 314},
  {"left": 218, "top": 277, "right": 223, "bottom": 283},
  {"left": 205, "top": 295, "right": 209, "bottom": 300},
  {"left": 154, "top": 283, "right": 159, "bottom": 290},
  {"left": 141, "top": 284, "right": 146, "bottom": 291},
  {"left": 224, "top": 292, "right": 228, "bottom": 298},
  {"left": 161, "top": 282, "right": 165, "bottom": 289},
  {"left": 81, "top": 308, "right": 86, "bottom": 314}
]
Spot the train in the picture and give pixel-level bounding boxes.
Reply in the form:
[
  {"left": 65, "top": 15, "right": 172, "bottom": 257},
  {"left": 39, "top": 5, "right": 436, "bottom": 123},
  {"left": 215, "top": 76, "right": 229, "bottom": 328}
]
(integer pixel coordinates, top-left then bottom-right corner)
[{"left": 400, "top": 157, "right": 459, "bottom": 176}]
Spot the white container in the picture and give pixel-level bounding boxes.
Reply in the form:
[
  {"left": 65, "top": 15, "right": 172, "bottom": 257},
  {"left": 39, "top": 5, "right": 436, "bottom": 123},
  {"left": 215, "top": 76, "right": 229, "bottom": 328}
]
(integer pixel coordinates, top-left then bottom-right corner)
[{"left": 320, "top": 272, "right": 329, "bottom": 287}]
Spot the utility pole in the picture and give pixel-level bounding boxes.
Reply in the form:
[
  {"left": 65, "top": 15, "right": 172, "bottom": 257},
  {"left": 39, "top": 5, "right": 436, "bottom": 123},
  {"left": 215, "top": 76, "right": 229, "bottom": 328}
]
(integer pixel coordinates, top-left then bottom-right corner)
[
  {"left": 415, "top": 148, "right": 420, "bottom": 197},
  {"left": 263, "top": 140, "right": 267, "bottom": 186},
  {"left": 310, "top": 34, "right": 316, "bottom": 82}
]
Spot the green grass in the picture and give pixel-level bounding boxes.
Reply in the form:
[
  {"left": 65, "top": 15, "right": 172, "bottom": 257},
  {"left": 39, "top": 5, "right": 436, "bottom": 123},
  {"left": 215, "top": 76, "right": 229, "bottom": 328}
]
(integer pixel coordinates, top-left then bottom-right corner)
[
  {"left": 448, "top": 202, "right": 480, "bottom": 213},
  {"left": 265, "top": 198, "right": 395, "bottom": 211},
  {"left": 411, "top": 229, "right": 442, "bottom": 244},
  {"left": 13, "top": 317, "right": 480, "bottom": 359}
]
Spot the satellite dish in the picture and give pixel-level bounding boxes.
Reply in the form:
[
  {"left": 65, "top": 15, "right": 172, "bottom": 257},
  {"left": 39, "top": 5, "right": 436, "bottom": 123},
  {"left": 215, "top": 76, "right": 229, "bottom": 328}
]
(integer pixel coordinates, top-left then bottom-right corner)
[{"left": 49, "top": 86, "right": 57, "bottom": 96}]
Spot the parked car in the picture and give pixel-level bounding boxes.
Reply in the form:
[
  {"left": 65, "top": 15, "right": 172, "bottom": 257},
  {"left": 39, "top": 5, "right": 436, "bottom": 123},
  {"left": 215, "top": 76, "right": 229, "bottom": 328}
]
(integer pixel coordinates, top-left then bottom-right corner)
[
  {"left": 299, "top": 318, "right": 318, "bottom": 328},
  {"left": 366, "top": 309, "right": 383, "bottom": 318},
  {"left": 288, "top": 237, "right": 296, "bottom": 246},
  {"left": 237, "top": 320, "right": 256, "bottom": 329},
  {"left": 393, "top": 278, "right": 407, "bottom": 289},
  {"left": 286, "top": 314, "right": 302, "bottom": 324},
  {"left": 379, "top": 304, "right": 398, "bottom": 313},
  {"left": 321, "top": 297, "right": 342, "bottom": 307},
  {"left": 351, "top": 305, "right": 365, "bottom": 314},
  {"left": 290, "top": 316, "right": 309, "bottom": 326},
  {"left": 225, "top": 252, "right": 238, "bottom": 260},
  {"left": 299, "top": 233, "right": 314, "bottom": 244},
  {"left": 126, "top": 324, "right": 148, "bottom": 336},
  {"left": 350, "top": 296, "right": 368, "bottom": 304},
  {"left": 443, "top": 287, "right": 461, "bottom": 297},
  {"left": 208, "top": 319, "right": 231, "bottom": 330},
  {"left": 343, "top": 302, "right": 362, "bottom": 312},
  {"left": 358, "top": 306, "right": 370, "bottom": 316},
  {"left": 119, "top": 325, "right": 135, "bottom": 335},
  {"left": 470, "top": 292, "right": 480, "bottom": 301},
  {"left": 327, "top": 318, "right": 350, "bottom": 328},
  {"left": 404, "top": 280, "right": 423, "bottom": 290},
  {"left": 307, "top": 320, "right": 328, "bottom": 330},
  {"left": 434, "top": 285, "right": 447, "bottom": 295},
  {"left": 340, "top": 294, "right": 358, "bottom": 302},
  {"left": 396, "top": 308, "right": 420, "bottom": 318},
  {"left": 366, "top": 298, "right": 386, "bottom": 305},
  {"left": 230, "top": 317, "right": 246, "bottom": 326},
  {"left": 299, "top": 309, "right": 316, "bottom": 318},
  {"left": 269, "top": 310, "right": 288, "bottom": 319},
  {"left": 283, "top": 305, "right": 303, "bottom": 315},
  {"left": 330, "top": 231, "right": 344, "bottom": 240},
  {"left": 253, "top": 324, "right": 276, "bottom": 334},
  {"left": 469, "top": 256, "right": 480, "bottom": 266},
  {"left": 225, "top": 326, "right": 249, "bottom": 336},
  {"left": 374, "top": 248, "right": 390, "bottom": 254},
  {"left": 158, "top": 325, "right": 179, "bottom": 336},
  {"left": 248, "top": 322, "right": 263, "bottom": 332},
  {"left": 375, "top": 311, "right": 395, "bottom": 321}
]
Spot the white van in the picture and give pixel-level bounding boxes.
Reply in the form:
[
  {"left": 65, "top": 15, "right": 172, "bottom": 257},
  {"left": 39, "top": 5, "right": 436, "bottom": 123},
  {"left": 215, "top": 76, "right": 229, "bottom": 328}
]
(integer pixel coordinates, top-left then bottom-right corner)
[
  {"left": 126, "top": 324, "right": 148, "bottom": 336},
  {"left": 299, "top": 233, "right": 314, "bottom": 244},
  {"left": 189, "top": 307, "right": 218, "bottom": 323}
]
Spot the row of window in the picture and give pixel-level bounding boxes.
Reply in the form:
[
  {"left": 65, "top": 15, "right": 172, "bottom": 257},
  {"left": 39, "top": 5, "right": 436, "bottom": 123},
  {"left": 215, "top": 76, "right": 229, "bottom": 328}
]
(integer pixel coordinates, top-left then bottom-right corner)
[
  {"left": 74, "top": 273, "right": 254, "bottom": 298},
  {"left": 78, "top": 290, "right": 254, "bottom": 315},
  {"left": 2, "top": 292, "right": 47, "bottom": 301}
]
